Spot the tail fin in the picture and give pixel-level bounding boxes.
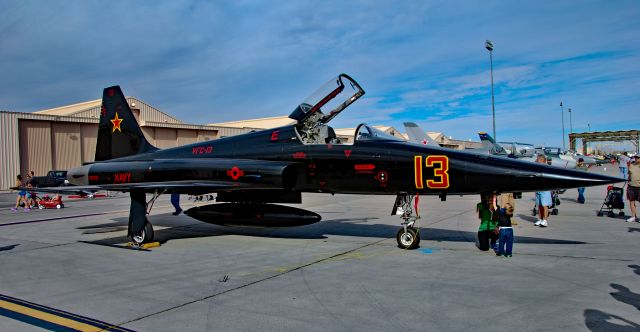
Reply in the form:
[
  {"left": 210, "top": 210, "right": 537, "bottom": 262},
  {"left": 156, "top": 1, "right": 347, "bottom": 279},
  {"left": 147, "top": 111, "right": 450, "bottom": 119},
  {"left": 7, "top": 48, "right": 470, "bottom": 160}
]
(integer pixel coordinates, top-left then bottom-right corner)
[
  {"left": 478, "top": 132, "right": 506, "bottom": 155},
  {"left": 403, "top": 122, "right": 439, "bottom": 146},
  {"left": 94, "top": 86, "right": 158, "bottom": 161}
]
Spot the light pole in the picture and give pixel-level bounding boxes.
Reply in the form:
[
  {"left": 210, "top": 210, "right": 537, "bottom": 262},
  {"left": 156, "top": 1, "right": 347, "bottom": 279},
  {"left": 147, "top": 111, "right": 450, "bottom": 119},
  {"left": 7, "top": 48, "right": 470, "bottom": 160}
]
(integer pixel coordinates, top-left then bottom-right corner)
[
  {"left": 568, "top": 108, "right": 573, "bottom": 150},
  {"left": 588, "top": 123, "right": 591, "bottom": 132},
  {"left": 485, "top": 40, "right": 496, "bottom": 140},
  {"left": 568, "top": 108, "right": 573, "bottom": 133},
  {"left": 560, "top": 101, "right": 566, "bottom": 150}
]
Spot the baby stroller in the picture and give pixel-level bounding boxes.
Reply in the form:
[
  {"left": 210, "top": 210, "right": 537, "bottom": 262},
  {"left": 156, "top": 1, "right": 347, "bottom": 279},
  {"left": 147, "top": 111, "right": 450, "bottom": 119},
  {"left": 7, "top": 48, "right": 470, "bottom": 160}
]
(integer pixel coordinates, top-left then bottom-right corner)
[
  {"left": 597, "top": 186, "right": 625, "bottom": 218},
  {"left": 531, "top": 191, "right": 560, "bottom": 216}
]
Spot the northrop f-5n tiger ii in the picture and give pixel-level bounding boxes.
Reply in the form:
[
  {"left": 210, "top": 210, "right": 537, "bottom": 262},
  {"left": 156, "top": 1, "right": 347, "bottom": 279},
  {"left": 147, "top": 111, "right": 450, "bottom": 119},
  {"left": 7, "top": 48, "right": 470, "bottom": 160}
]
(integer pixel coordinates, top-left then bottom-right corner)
[{"left": 48, "top": 74, "right": 621, "bottom": 249}]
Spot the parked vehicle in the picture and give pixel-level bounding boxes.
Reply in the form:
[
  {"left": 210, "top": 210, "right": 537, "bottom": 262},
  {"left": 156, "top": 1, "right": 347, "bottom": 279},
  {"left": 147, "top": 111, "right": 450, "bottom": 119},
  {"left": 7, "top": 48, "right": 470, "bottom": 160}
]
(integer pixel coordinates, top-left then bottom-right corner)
[{"left": 30, "top": 170, "right": 68, "bottom": 187}]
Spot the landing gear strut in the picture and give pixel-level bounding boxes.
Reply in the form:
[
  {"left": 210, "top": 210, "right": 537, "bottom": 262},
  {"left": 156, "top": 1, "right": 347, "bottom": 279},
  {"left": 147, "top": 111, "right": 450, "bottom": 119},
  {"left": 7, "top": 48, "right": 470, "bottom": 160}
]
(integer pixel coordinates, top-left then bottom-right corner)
[
  {"left": 128, "top": 190, "right": 161, "bottom": 245},
  {"left": 392, "top": 193, "right": 421, "bottom": 249}
]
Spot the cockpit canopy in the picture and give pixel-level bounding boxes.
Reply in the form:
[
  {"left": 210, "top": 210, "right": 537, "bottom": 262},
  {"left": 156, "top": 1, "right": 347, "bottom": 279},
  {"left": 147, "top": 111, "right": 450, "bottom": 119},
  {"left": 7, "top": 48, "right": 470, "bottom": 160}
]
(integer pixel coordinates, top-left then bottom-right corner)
[
  {"left": 288, "top": 74, "right": 364, "bottom": 125},
  {"left": 355, "top": 124, "right": 403, "bottom": 142},
  {"left": 290, "top": 74, "right": 365, "bottom": 145}
]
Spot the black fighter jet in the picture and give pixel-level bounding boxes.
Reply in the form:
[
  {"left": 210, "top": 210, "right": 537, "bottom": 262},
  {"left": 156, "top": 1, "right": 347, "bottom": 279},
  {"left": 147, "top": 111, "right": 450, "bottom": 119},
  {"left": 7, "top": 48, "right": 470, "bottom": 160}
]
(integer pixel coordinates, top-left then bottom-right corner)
[{"left": 53, "top": 74, "right": 620, "bottom": 249}]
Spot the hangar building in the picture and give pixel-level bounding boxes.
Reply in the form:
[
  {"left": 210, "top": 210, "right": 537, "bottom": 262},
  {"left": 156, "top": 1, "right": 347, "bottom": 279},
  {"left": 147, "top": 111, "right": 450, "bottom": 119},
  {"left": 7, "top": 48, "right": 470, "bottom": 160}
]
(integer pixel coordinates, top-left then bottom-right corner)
[{"left": 0, "top": 97, "right": 257, "bottom": 191}]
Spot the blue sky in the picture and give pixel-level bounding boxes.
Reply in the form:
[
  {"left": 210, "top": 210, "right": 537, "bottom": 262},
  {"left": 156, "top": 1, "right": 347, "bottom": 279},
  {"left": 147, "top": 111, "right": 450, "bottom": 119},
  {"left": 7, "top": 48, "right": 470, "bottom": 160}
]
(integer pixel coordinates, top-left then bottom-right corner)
[{"left": 1, "top": 1, "right": 638, "bottom": 149}]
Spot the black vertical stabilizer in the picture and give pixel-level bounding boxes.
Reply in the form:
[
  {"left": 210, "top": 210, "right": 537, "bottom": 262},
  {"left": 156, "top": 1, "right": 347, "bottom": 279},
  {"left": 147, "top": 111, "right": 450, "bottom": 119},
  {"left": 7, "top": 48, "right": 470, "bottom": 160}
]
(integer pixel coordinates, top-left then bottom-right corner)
[{"left": 95, "top": 86, "right": 158, "bottom": 161}]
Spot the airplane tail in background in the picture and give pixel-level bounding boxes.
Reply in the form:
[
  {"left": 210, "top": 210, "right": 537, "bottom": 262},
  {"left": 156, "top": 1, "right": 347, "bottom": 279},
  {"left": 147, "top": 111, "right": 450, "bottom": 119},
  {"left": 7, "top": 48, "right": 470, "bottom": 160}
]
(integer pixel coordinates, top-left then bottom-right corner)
[
  {"left": 478, "top": 132, "right": 507, "bottom": 155},
  {"left": 95, "top": 86, "right": 158, "bottom": 161},
  {"left": 403, "top": 122, "right": 439, "bottom": 146}
]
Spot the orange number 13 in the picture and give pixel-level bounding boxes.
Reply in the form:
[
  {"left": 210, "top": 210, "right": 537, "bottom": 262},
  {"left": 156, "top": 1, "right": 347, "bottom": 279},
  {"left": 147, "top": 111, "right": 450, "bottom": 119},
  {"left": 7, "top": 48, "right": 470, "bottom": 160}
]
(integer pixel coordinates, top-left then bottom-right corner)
[{"left": 414, "top": 155, "right": 450, "bottom": 189}]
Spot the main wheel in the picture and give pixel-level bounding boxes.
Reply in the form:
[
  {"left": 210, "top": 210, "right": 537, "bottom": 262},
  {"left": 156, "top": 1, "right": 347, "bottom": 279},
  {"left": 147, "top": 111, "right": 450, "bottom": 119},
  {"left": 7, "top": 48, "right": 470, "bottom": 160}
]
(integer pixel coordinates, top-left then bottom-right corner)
[
  {"left": 130, "top": 221, "right": 154, "bottom": 245},
  {"left": 396, "top": 227, "right": 420, "bottom": 249},
  {"left": 551, "top": 208, "right": 559, "bottom": 215},
  {"left": 607, "top": 211, "right": 614, "bottom": 218},
  {"left": 597, "top": 211, "right": 604, "bottom": 217},
  {"left": 531, "top": 208, "right": 537, "bottom": 216}
]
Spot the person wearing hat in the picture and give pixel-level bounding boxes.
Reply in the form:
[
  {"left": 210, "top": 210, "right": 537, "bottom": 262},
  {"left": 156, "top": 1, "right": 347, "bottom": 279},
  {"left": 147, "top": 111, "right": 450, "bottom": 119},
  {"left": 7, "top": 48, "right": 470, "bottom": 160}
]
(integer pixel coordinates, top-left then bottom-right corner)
[{"left": 627, "top": 155, "right": 640, "bottom": 222}]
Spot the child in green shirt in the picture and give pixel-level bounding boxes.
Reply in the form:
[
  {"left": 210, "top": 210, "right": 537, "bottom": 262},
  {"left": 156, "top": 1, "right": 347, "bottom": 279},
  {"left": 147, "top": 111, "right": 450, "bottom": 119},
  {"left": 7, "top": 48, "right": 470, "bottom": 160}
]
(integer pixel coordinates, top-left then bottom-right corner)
[{"left": 476, "top": 192, "right": 499, "bottom": 251}]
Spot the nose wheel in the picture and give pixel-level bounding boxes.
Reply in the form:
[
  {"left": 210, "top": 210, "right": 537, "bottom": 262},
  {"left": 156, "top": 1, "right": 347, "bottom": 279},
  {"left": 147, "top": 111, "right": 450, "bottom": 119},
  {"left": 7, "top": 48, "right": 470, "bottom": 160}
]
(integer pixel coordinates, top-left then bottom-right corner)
[
  {"left": 392, "top": 193, "right": 421, "bottom": 249},
  {"left": 396, "top": 227, "right": 420, "bottom": 249}
]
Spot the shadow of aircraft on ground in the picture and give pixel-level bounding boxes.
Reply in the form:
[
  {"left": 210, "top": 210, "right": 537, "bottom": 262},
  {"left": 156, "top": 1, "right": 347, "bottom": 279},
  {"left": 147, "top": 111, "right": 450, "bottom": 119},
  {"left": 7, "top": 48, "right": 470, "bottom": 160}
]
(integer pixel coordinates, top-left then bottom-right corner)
[
  {"left": 0, "top": 244, "right": 19, "bottom": 251},
  {"left": 77, "top": 214, "right": 586, "bottom": 247}
]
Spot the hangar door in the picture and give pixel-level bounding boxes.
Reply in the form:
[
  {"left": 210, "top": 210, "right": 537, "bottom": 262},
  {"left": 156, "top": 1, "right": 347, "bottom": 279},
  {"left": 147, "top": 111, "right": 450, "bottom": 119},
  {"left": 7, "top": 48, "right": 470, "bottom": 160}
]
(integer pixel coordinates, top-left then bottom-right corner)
[
  {"left": 19, "top": 120, "right": 52, "bottom": 176},
  {"left": 52, "top": 122, "right": 82, "bottom": 170},
  {"left": 81, "top": 124, "right": 98, "bottom": 163}
]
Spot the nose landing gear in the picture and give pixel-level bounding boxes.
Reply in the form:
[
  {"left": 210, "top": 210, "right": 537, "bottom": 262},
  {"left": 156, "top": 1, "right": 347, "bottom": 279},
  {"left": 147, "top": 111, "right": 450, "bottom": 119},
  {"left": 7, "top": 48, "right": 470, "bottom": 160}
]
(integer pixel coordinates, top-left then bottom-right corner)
[{"left": 392, "top": 193, "right": 421, "bottom": 249}]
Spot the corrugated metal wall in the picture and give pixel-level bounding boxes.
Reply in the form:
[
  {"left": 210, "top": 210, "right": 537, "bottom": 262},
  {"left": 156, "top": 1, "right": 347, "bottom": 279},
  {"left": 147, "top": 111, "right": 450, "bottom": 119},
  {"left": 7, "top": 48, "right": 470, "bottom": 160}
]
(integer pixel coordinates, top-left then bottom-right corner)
[
  {"left": 73, "top": 107, "right": 101, "bottom": 119},
  {"left": 128, "top": 98, "right": 182, "bottom": 124},
  {"left": 198, "top": 130, "right": 218, "bottom": 142},
  {"left": 81, "top": 124, "right": 97, "bottom": 163},
  {"left": 19, "top": 120, "right": 53, "bottom": 177},
  {"left": 177, "top": 129, "right": 198, "bottom": 145},
  {"left": 217, "top": 127, "right": 251, "bottom": 138},
  {"left": 141, "top": 127, "right": 155, "bottom": 146},
  {"left": 52, "top": 123, "right": 82, "bottom": 170},
  {"left": 155, "top": 128, "right": 178, "bottom": 148},
  {"left": 0, "top": 113, "right": 21, "bottom": 190}
]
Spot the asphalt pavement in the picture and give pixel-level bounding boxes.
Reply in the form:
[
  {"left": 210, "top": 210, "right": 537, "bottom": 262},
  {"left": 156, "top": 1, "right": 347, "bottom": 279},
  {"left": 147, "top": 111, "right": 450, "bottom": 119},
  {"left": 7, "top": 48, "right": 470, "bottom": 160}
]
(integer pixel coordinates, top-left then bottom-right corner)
[{"left": 0, "top": 165, "right": 638, "bottom": 331}]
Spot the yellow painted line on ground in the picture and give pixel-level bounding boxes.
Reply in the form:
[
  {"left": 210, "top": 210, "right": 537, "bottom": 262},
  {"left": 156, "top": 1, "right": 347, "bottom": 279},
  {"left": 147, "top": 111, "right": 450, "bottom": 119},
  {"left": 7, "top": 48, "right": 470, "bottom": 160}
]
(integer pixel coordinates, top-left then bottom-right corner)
[{"left": 0, "top": 299, "right": 112, "bottom": 332}]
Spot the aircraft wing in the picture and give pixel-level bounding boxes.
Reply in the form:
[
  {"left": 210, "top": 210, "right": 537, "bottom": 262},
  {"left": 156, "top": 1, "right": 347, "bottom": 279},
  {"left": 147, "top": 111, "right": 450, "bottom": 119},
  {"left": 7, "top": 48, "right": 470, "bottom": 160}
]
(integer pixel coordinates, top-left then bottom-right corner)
[{"left": 21, "top": 180, "right": 274, "bottom": 196}]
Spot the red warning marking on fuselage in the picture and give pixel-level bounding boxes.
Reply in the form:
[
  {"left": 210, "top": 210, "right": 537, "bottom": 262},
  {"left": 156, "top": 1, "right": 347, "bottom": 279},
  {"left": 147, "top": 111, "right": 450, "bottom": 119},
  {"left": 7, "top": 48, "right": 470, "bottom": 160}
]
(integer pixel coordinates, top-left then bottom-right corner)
[
  {"left": 88, "top": 175, "right": 99, "bottom": 181},
  {"left": 354, "top": 164, "right": 376, "bottom": 172},
  {"left": 344, "top": 150, "right": 352, "bottom": 158},
  {"left": 293, "top": 152, "right": 306, "bottom": 159},
  {"left": 226, "top": 166, "right": 244, "bottom": 181},
  {"left": 192, "top": 146, "right": 213, "bottom": 155}
]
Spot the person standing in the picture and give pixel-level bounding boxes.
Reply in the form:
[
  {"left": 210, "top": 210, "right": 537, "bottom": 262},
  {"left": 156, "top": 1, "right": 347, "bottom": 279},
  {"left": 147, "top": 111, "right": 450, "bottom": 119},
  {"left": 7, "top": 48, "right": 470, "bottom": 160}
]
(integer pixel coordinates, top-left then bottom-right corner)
[
  {"left": 499, "top": 193, "right": 517, "bottom": 225},
  {"left": 495, "top": 203, "right": 515, "bottom": 257},
  {"left": 171, "top": 192, "right": 182, "bottom": 215},
  {"left": 534, "top": 155, "right": 551, "bottom": 227},
  {"left": 576, "top": 158, "right": 587, "bottom": 204},
  {"left": 476, "top": 192, "right": 499, "bottom": 251},
  {"left": 627, "top": 156, "right": 640, "bottom": 222},
  {"left": 619, "top": 152, "right": 631, "bottom": 180}
]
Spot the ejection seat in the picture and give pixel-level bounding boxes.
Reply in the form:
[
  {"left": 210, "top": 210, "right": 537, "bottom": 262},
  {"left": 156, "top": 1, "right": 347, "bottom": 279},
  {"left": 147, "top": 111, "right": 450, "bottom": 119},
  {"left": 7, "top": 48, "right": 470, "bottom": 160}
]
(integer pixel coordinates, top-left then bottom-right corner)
[{"left": 325, "top": 126, "right": 340, "bottom": 144}]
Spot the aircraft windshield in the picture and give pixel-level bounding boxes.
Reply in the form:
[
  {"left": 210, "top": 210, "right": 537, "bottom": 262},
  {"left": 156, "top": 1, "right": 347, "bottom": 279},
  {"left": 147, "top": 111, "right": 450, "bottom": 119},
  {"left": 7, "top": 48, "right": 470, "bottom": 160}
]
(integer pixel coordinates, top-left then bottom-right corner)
[{"left": 355, "top": 124, "right": 402, "bottom": 142}]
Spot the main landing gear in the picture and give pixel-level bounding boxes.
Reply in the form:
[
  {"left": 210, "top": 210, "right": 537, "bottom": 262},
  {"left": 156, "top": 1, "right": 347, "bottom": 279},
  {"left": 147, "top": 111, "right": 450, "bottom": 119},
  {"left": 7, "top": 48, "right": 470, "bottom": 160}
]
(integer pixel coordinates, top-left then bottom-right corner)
[
  {"left": 392, "top": 193, "right": 421, "bottom": 249},
  {"left": 128, "top": 190, "right": 162, "bottom": 245}
]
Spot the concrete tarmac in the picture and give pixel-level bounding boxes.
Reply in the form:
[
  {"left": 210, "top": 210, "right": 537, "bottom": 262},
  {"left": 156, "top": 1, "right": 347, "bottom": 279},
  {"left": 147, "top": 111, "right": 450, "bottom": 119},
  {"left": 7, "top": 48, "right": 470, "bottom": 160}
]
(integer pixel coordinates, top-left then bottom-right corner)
[{"left": 0, "top": 166, "right": 638, "bottom": 331}]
